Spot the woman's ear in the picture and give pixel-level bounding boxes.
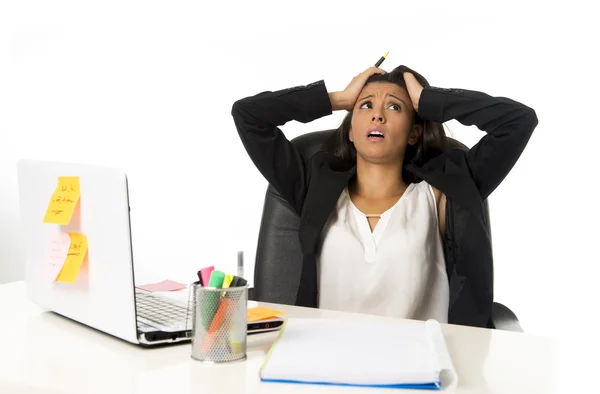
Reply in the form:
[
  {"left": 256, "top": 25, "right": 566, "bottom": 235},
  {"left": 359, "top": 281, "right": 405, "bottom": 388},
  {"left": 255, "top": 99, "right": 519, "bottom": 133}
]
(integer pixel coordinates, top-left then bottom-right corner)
[
  {"left": 349, "top": 128, "right": 354, "bottom": 142},
  {"left": 408, "top": 124, "right": 422, "bottom": 145}
]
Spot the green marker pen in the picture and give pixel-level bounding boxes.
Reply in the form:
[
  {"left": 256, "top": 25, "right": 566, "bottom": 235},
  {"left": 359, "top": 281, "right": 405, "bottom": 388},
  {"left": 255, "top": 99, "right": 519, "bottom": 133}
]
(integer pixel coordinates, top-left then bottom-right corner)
[{"left": 201, "top": 270, "right": 225, "bottom": 330}]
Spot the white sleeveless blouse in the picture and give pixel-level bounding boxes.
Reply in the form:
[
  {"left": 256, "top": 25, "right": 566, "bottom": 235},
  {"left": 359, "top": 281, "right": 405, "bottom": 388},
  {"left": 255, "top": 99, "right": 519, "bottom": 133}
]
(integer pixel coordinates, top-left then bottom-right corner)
[{"left": 316, "top": 181, "right": 450, "bottom": 323}]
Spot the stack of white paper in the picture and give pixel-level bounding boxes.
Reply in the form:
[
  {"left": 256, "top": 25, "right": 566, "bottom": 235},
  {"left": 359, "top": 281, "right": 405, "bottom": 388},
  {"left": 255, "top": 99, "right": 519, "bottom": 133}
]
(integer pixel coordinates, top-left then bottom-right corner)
[{"left": 260, "top": 317, "right": 458, "bottom": 390}]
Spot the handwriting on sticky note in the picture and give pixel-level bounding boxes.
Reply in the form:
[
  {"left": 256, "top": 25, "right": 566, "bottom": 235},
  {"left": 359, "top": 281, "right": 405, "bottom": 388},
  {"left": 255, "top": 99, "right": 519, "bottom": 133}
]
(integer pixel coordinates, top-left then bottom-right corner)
[
  {"left": 43, "top": 176, "right": 80, "bottom": 225},
  {"left": 136, "top": 280, "right": 187, "bottom": 292},
  {"left": 247, "top": 306, "right": 285, "bottom": 322},
  {"left": 46, "top": 232, "right": 71, "bottom": 281},
  {"left": 55, "top": 233, "right": 88, "bottom": 283}
]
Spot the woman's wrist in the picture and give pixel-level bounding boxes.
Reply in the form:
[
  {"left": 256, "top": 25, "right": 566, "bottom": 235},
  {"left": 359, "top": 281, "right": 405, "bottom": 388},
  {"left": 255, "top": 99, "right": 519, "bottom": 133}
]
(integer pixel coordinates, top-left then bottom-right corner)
[{"left": 328, "top": 92, "right": 352, "bottom": 111}]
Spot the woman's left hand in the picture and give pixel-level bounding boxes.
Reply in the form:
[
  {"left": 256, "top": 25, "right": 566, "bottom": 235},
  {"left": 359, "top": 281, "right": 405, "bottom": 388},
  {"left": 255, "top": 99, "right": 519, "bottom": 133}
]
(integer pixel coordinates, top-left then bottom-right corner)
[{"left": 403, "top": 72, "right": 424, "bottom": 112}]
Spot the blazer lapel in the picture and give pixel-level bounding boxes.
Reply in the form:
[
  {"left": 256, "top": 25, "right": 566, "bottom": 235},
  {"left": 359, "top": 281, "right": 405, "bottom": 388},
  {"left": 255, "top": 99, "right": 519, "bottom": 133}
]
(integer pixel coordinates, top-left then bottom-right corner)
[
  {"left": 299, "top": 162, "right": 356, "bottom": 250},
  {"left": 291, "top": 162, "right": 355, "bottom": 306}
]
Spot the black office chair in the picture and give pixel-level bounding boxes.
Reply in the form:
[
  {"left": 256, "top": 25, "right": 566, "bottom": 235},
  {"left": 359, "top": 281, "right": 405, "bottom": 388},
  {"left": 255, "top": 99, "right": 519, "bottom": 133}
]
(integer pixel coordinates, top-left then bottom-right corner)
[{"left": 248, "top": 129, "right": 523, "bottom": 332}]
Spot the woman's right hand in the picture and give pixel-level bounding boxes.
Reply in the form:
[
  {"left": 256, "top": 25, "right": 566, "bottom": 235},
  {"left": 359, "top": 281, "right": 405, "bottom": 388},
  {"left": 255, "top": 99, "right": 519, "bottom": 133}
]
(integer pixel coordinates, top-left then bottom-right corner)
[{"left": 329, "top": 66, "right": 386, "bottom": 111}]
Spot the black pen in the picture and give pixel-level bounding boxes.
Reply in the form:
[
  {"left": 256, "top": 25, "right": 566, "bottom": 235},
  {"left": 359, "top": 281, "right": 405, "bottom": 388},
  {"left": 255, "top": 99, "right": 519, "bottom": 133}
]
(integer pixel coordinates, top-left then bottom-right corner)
[{"left": 374, "top": 52, "right": 389, "bottom": 67}]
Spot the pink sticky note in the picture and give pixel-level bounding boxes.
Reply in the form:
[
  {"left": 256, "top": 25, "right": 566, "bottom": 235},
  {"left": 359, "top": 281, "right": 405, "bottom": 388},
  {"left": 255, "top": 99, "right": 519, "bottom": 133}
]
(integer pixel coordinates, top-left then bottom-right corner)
[
  {"left": 46, "top": 232, "right": 71, "bottom": 281},
  {"left": 200, "top": 266, "right": 214, "bottom": 287},
  {"left": 136, "top": 279, "right": 187, "bottom": 292}
]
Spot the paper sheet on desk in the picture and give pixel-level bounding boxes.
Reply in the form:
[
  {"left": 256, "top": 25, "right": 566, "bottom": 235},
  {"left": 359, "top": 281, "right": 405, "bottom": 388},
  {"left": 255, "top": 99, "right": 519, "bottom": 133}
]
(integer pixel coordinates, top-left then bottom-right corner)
[{"left": 136, "top": 280, "right": 187, "bottom": 292}]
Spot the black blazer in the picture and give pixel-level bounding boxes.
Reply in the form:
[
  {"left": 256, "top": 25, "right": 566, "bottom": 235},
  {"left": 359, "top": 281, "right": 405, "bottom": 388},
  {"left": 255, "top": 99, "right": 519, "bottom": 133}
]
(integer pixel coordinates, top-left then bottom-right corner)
[{"left": 231, "top": 80, "right": 538, "bottom": 328}]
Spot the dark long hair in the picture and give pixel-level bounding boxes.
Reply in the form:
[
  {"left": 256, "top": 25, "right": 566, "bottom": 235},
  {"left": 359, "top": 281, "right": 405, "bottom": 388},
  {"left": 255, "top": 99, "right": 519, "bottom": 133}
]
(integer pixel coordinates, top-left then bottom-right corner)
[{"left": 322, "top": 65, "right": 449, "bottom": 183}]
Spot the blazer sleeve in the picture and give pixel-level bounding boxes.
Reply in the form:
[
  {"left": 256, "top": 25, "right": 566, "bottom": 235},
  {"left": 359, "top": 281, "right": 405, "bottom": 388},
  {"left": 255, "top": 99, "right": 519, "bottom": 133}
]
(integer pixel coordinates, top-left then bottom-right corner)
[
  {"left": 231, "top": 80, "right": 333, "bottom": 215},
  {"left": 417, "top": 86, "right": 538, "bottom": 200}
]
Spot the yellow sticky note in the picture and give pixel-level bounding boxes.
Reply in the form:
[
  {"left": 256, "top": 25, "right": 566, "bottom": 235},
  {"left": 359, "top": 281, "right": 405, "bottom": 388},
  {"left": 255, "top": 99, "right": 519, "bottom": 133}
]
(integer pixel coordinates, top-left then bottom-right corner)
[
  {"left": 247, "top": 306, "right": 285, "bottom": 322},
  {"left": 56, "top": 233, "right": 88, "bottom": 283},
  {"left": 43, "top": 176, "right": 80, "bottom": 225}
]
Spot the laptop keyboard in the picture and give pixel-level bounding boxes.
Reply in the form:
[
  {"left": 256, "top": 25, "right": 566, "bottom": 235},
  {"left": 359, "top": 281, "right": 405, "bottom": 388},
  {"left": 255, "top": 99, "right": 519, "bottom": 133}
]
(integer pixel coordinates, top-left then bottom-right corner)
[{"left": 135, "top": 288, "right": 193, "bottom": 332}]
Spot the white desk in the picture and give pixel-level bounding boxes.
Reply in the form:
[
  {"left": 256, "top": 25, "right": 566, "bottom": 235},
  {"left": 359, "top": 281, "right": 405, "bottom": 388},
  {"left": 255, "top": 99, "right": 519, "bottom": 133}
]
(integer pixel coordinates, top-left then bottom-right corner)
[{"left": 0, "top": 281, "right": 570, "bottom": 393}]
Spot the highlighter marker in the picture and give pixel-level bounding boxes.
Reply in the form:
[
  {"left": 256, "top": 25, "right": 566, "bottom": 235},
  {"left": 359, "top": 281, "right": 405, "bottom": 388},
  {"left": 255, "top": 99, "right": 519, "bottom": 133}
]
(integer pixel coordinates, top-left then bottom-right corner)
[
  {"left": 201, "top": 297, "right": 234, "bottom": 353},
  {"left": 223, "top": 274, "right": 233, "bottom": 289},
  {"left": 201, "top": 270, "right": 225, "bottom": 330},
  {"left": 221, "top": 274, "right": 234, "bottom": 297},
  {"left": 199, "top": 266, "right": 214, "bottom": 287},
  {"left": 226, "top": 276, "right": 247, "bottom": 302},
  {"left": 235, "top": 277, "right": 248, "bottom": 287},
  {"left": 374, "top": 51, "right": 389, "bottom": 67},
  {"left": 229, "top": 276, "right": 240, "bottom": 288}
]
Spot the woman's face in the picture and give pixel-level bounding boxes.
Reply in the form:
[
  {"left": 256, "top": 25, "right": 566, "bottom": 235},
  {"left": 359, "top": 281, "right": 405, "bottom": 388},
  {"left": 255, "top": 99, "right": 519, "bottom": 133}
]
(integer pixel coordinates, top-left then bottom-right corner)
[{"left": 349, "top": 82, "right": 420, "bottom": 165}]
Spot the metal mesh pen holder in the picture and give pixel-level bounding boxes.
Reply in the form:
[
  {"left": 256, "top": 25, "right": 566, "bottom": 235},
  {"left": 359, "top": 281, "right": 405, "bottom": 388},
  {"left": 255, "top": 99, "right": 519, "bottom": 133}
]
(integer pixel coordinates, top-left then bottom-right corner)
[{"left": 189, "top": 283, "right": 248, "bottom": 363}]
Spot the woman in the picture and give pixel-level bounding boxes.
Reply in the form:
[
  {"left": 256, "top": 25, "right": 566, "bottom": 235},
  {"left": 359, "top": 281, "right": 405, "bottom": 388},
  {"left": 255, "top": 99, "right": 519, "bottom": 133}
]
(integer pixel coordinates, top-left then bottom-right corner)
[{"left": 231, "top": 64, "right": 538, "bottom": 328}]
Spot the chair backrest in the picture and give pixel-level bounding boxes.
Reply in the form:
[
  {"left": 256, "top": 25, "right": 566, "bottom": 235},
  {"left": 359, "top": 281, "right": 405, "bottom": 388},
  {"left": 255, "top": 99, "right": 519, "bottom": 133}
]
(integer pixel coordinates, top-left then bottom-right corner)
[{"left": 252, "top": 129, "right": 491, "bottom": 304}]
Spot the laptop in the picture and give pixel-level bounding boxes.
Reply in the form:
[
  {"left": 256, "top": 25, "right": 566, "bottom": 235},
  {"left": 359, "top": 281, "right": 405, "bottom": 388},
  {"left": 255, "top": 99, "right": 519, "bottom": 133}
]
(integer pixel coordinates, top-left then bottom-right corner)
[{"left": 16, "top": 159, "right": 283, "bottom": 347}]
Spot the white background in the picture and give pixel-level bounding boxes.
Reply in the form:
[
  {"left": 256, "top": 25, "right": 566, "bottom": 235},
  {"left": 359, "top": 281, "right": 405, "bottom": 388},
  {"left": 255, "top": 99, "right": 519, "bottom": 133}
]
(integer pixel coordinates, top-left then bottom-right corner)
[{"left": 1, "top": 0, "right": 598, "bottom": 339}]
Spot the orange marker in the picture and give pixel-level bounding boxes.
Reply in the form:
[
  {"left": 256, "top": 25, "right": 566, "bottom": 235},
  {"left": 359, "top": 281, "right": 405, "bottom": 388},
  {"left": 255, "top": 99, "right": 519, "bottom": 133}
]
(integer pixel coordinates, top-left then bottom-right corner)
[{"left": 201, "top": 298, "right": 233, "bottom": 352}]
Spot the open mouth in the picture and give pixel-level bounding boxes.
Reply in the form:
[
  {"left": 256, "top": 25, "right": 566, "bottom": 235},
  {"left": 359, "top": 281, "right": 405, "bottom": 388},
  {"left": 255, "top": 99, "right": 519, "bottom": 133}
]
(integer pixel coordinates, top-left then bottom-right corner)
[{"left": 367, "top": 131, "right": 385, "bottom": 141}]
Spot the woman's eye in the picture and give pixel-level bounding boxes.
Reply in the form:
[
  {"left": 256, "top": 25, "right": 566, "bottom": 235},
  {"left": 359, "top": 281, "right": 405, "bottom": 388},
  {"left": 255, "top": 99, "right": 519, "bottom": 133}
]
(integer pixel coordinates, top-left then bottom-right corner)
[{"left": 359, "top": 102, "right": 400, "bottom": 110}]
